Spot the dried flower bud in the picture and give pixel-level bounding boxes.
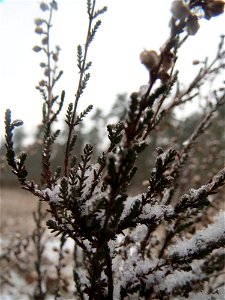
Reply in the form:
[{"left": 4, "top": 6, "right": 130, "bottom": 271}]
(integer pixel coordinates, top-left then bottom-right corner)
[
  {"left": 40, "top": 2, "right": 49, "bottom": 11},
  {"left": 12, "top": 119, "right": 24, "bottom": 127},
  {"left": 56, "top": 45, "right": 61, "bottom": 52},
  {"left": 34, "top": 18, "right": 44, "bottom": 26},
  {"left": 42, "top": 36, "right": 48, "bottom": 45},
  {"left": 40, "top": 62, "right": 46, "bottom": 68},
  {"left": 44, "top": 68, "right": 50, "bottom": 76},
  {"left": 52, "top": 53, "right": 58, "bottom": 61},
  {"left": 186, "top": 14, "right": 200, "bottom": 35},
  {"left": 35, "top": 27, "right": 43, "bottom": 34},
  {"left": 50, "top": 0, "right": 58, "bottom": 11},
  {"left": 170, "top": 0, "right": 191, "bottom": 20},
  {"left": 39, "top": 80, "right": 46, "bottom": 86},
  {"left": 140, "top": 50, "right": 160, "bottom": 71},
  {"left": 203, "top": 0, "right": 225, "bottom": 20},
  {"left": 192, "top": 60, "right": 200, "bottom": 65},
  {"left": 33, "top": 45, "right": 42, "bottom": 52}
]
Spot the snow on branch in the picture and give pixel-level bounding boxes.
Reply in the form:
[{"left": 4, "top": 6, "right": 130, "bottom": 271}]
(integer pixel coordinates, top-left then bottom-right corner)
[
  {"left": 175, "top": 168, "right": 225, "bottom": 212},
  {"left": 139, "top": 203, "right": 174, "bottom": 220},
  {"left": 168, "top": 210, "right": 225, "bottom": 262},
  {"left": 176, "top": 287, "right": 225, "bottom": 300}
]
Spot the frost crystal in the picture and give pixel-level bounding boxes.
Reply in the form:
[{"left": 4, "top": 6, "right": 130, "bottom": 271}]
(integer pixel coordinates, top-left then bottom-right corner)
[
  {"left": 80, "top": 163, "right": 100, "bottom": 197},
  {"left": 132, "top": 224, "right": 148, "bottom": 242},
  {"left": 161, "top": 270, "right": 199, "bottom": 293},
  {"left": 119, "top": 254, "right": 158, "bottom": 289},
  {"left": 42, "top": 179, "right": 63, "bottom": 203},
  {"left": 120, "top": 196, "right": 139, "bottom": 220},
  {"left": 176, "top": 287, "right": 225, "bottom": 300},
  {"left": 140, "top": 203, "right": 174, "bottom": 220}
]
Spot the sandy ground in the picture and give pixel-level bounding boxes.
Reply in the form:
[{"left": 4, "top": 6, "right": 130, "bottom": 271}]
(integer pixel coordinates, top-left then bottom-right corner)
[{"left": 0, "top": 187, "right": 48, "bottom": 237}]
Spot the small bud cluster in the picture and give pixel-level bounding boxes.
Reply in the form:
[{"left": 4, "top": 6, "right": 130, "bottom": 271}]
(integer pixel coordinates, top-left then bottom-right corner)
[
  {"left": 32, "top": 1, "right": 59, "bottom": 60},
  {"left": 202, "top": 0, "right": 225, "bottom": 20},
  {"left": 140, "top": 0, "right": 225, "bottom": 83},
  {"left": 140, "top": 49, "right": 175, "bottom": 83},
  {"left": 139, "top": 50, "right": 160, "bottom": 71},
  {"left": 32, "top": 1, "right": 62, "bottom": 96},
  {"left": 171, "top": 0, "right": 191, "bottom": 21},
  {"left": 170, "top": 0, "right": 225, "bottom": 36}
]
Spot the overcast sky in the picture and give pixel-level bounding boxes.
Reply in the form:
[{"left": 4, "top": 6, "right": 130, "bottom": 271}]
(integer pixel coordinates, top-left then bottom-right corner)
[{"left": 0, "top": 0, "right": 225, "bottom": 142}]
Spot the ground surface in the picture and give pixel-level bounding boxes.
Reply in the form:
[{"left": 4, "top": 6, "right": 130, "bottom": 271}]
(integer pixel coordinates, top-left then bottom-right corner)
[
  {"left": 0, "top": 187, "right": 75, "bottom": 299},
  {"left": 0, "top": 187, "right": 47, "bottom": 236}
]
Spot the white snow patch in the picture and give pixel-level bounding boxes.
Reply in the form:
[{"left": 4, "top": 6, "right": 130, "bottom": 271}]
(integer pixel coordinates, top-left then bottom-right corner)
[
  {"left": 140, "top": 203, "right": 174, "bottom": 220},
  {"left": 175, "top": 287, "right": 225, "bottom": 300},
  {"left": 161, "top": 269, "right": 199, "bottom": 293},
  {"left": 168, "top": 210, "right": 225, "bottom": 258},
  {"left": 120, "top": 196, "right": 140, "bottom": 221},
  {"left": 81, "top": 163, "right": 100, "bottom": 197},
  {"left": 43, "top": 181, "right": 62, "bottom": 204},
  {"left": 132, "top": 224, "right": 148, "bottom": 242}
]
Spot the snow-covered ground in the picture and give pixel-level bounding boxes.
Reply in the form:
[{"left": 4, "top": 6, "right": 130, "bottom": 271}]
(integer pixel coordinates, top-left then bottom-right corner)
[{"left": 0, "top": 233, "right": 76, "bottom": 299}]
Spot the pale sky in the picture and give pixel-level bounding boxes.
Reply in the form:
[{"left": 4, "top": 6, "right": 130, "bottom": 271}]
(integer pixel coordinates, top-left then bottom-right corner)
[{"left": 0, "top": 0, "right": 225, "bottom": 142}]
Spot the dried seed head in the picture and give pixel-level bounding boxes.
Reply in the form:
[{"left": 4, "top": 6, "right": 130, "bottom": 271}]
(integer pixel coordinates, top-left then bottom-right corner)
[
  {"left": 140, "top": 50, "right": 160, "bottom": 71},
  {"left": 186, "top": 14, "right": 200, "bottom": 35},
  {"left": 203, "top": 0, "right": 225, "bottom": 19},
  {"left": 170, "top": 0, "right": 191, "bottom": 20}
]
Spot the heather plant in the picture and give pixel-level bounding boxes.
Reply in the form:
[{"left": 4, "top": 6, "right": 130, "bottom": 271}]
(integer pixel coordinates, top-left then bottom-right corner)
[{"left": 3, "top": 0, "right": 225, "bottom": 299}]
